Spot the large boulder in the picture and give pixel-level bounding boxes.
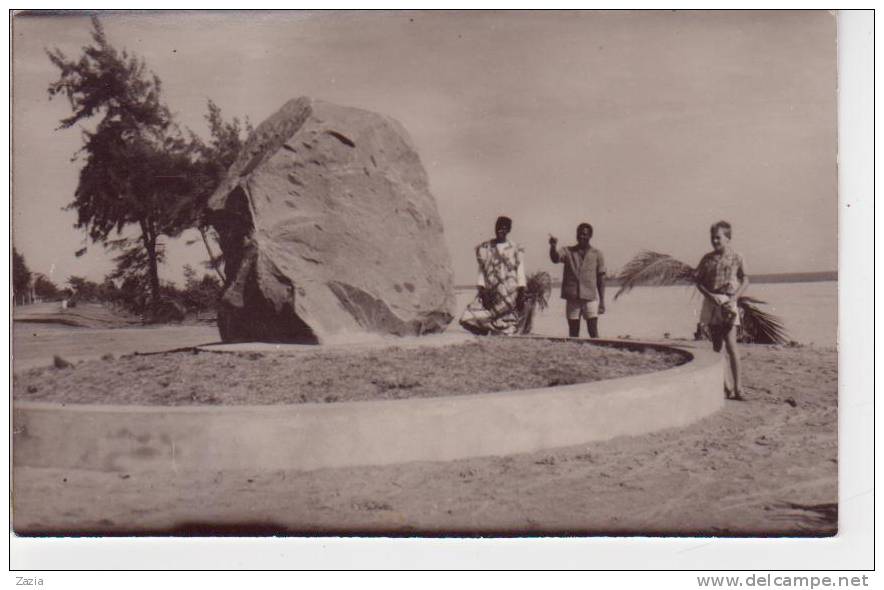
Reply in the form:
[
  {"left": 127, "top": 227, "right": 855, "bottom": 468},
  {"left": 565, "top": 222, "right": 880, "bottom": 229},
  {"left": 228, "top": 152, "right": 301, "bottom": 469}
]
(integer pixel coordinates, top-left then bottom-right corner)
[{"left": 207, "top": 97, "right": 455, "bottom": 343}]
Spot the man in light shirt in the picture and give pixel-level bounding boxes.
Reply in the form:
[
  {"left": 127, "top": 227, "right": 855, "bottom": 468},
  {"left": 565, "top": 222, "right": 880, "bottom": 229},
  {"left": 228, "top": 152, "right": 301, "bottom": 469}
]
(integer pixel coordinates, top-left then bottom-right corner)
[{"left": 549, "top": 222, "right": 606, "bottom": 338}]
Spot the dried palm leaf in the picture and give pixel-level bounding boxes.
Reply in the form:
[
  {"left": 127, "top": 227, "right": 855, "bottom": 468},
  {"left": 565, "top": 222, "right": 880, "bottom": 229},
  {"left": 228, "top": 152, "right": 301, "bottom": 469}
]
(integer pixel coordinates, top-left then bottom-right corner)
[
  {"left": 525, "top": 271, "right": 552, "bottom": 310},
  {"left": 738, "top": 296, "right": 790, "bottom": 345},
  {"left": 516, "top": 271, "right": 552, "bottom": 335},
  {"left": 614, "top": 251, "right": 696, "bottom": 300},
  {"left": 615, "top": 251, "right": 791, "bottom": 344}
]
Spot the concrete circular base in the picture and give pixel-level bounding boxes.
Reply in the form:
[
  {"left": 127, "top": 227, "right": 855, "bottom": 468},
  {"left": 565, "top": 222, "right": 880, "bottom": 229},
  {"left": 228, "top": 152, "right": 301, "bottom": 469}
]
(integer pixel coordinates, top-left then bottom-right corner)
[{"left": 13, "top": 338, "right": 723, "bottom": 473}]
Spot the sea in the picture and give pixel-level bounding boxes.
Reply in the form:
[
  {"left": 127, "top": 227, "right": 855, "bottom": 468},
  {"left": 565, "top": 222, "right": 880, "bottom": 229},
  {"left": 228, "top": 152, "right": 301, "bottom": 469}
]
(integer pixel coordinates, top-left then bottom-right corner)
[{"left": 453, "top": 282, "right": 837, "bottom": 346}]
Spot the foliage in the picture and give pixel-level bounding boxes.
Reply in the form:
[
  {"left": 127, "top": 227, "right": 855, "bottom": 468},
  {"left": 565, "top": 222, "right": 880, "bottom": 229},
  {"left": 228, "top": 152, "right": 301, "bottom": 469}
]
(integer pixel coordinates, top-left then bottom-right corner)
[
  {"left": 90, "top": 266, "right": 219, "bottom": 319},
  {"left": 104, "top": 236, "right": 162, "bottom": 289},
  {"left": 67, "top": 275, "right": 105, "bottom": 302},
  {"left": 200, "top": 100, "right": 252, "bottom": 181},
  {"left": 614, "top": 251, "right": 696, "bottom": 300},
  {"left": 615, "top": 251, "right": 790, "bottom": 345},
  {"left": 180, "top": 264, "right": 222, "bottom": 313},
  {"left": 47, "top": 17, "right": 196, "bottom": 307},
  {"left": 12, "top": 248, "right": 31, "bottom": 299},
  {"left": 737, "top": 296, "right": 790, "bottom": 345},
  {"left": 110, "top": 274, "right": 149, "bottom": 314},
  {"left": 516, "top": 271, "right": 552, "bottom": 335},
  {"left": 184, "top": 100, "right": 252, "bottom": 282},
  {"left": 47, "top": 18, "right": 249, "bottom": 316},
  {"left": 525, "top": 271, "right": 552, "bottom": 311},
  {"left": 33, "top": 275, "right": 60, "bottom": 299},
  {"left": 11, "top": 250, "right": 59, "bottom": 303},
  {"left": 146, "top": 295, "right": 186, "bottom": 324}
]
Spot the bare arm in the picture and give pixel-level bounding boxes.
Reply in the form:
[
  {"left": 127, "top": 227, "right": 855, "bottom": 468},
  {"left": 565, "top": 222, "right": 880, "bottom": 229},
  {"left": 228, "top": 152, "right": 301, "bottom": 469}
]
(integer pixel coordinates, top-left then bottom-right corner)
[
  {"left": 695, "top": 256, "right": 718, "bottom": 303},
  {"left": 732, "top": 273, "right": 749, "bottom": 301},
  {"left": 730, "top": 256, "right": 750, "bottom": 302},
  {"left": 596, "top": 250, "right": 607, "bottom": 313},
  {"left": 516, "top": 250, "right": 527, "bottom": 288},
  {"left": 597, "top": 272, "right": 606, "bottom": 313},
  {"left": 475, "top": 247, "right": 487, "bottom": 301},
  {"left": 696, "top": 282, "right": 718, "bottom": 303},
  {"left": 548, "top": 237, "right": 560, "bottom": 263},
  {"left": 737, "top": 275, "right": 750, "bottom": 298}
]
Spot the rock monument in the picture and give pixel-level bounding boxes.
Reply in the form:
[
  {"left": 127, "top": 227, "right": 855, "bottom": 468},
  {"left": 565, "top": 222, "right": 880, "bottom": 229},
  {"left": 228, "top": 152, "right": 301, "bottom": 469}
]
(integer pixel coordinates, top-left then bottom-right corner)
[{"left": 207, "top": 97, "right": 455, "bottom": 343}]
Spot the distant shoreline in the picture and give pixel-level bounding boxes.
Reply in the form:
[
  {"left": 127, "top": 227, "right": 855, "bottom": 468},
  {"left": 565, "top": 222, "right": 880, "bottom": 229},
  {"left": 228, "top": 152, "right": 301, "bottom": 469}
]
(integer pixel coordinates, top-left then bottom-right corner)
[{"left": 455, "top": 271, "right": 837, "bottom": 291}]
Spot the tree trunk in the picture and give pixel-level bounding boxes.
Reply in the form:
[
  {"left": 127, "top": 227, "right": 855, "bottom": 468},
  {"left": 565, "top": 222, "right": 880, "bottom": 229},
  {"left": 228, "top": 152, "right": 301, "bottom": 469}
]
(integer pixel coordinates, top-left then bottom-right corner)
[
  {"left": 140, "top": 220, "right": 161, "bottom": 308},
  {"left": 146, "top": 241, "right": 161, "bottom": 307},
  {"left": 198, "top": 225, "right": 226, "bottom": 283}
]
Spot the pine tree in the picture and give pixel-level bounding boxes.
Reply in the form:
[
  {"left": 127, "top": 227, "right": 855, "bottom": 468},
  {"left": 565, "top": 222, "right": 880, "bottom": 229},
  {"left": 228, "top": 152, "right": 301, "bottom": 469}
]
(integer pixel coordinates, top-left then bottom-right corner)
[
  {"left": 48, "top": 17, "right": 194, "bottom": 308},
  {"left": 12, "top": 248, "right": 31, "bottom": 305}
]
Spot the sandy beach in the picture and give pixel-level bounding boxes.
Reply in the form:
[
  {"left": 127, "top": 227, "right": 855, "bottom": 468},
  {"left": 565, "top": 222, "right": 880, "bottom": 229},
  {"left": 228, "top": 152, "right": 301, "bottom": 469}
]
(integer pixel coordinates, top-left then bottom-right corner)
[{"left": 13, "top": 342, "right": 836, "bottom": 536}]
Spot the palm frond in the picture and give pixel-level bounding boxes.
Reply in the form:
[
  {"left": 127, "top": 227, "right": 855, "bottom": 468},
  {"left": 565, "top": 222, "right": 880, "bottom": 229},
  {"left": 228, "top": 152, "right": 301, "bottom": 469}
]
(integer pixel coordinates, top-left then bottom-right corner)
[
  {"left": 525, "top": 271, "right": 552, "bottom": 310},
  {"left": 738, "top": 296, "right": 790, "bottom": 345},
  {"left": 515, "top": 271, "right": 553, "bottom": 335},
  {"left": 615, "top": 250, "right": 791, "bottom": 343},
  {"left": 614, "top": 251, "right": 696, "bottom": 300},
  {"left": 738, "top": 296, "right": 768, "bottom": 306}
]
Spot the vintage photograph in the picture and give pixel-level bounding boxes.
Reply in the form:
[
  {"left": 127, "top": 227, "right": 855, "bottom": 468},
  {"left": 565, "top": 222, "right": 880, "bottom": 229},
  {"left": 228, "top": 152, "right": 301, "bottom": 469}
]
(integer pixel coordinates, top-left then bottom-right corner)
[{"left": 11, "top": 10, "right": 838, "bottom": 537}]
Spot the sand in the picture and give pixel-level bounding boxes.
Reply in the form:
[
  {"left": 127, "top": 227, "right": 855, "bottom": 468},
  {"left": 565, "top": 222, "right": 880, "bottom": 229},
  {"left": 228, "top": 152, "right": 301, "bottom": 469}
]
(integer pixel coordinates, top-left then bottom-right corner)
[
  {"left": 13, "top": 302, "right": 141, "bottom": 329},
  {"left": 12, "top": 322, "right": 219, "bottom": 372},
  {"left": 12, "top": 345, "right": 836, "bottom": 536},
  {"left": 12, "top": 338, "right": 684, "bottom": 405}
]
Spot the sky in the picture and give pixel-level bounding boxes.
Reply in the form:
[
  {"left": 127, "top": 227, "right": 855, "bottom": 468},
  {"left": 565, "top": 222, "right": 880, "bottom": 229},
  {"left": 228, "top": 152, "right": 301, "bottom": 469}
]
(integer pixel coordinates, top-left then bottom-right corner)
[{"left": 11, "top": 10, "right": 837, "bottom": 287}]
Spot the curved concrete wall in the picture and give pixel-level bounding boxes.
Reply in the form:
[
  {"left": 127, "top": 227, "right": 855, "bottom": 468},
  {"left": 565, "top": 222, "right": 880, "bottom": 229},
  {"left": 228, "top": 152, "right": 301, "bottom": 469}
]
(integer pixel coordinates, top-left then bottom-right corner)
[{"left": 12, "top": 339, "right": 723, "bottom": 473}]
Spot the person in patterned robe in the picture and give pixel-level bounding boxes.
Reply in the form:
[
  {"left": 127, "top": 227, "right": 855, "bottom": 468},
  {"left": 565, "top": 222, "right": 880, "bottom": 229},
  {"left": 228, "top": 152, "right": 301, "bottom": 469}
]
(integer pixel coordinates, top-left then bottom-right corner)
[{"left": 459, "top": 216, "right": 528, "bottom": 336}]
